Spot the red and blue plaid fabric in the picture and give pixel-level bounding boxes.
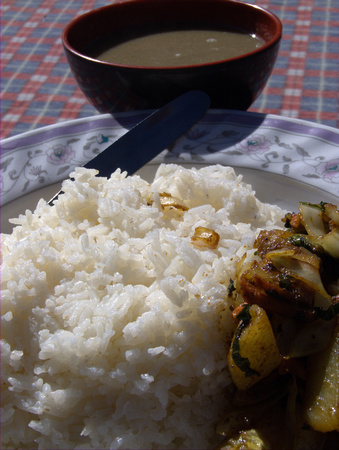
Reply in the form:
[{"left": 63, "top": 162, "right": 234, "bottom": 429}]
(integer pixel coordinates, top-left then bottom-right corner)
[{"left": 1, "top": 0, "right": 338, "bottom": 139}]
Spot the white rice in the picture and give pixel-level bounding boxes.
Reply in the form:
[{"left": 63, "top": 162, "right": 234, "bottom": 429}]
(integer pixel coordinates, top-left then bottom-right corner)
[{"left": 0, "top": 164, "right": 285, "bottom": 450}]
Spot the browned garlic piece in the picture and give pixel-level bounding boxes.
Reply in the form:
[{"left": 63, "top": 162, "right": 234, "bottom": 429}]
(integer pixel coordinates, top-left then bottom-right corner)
[{"left": 191, "top": 226, "right": 220, "bottom": 250}]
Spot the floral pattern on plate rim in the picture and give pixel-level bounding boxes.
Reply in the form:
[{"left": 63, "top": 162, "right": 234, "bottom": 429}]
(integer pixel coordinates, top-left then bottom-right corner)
[{"left": 1, "top": 111, "right": 339, "bottom": 206}]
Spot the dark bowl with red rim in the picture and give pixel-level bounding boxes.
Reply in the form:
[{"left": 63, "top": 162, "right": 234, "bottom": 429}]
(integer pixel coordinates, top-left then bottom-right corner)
[{"left": 62, "top": 0, "right": 282, "bottom": 113}]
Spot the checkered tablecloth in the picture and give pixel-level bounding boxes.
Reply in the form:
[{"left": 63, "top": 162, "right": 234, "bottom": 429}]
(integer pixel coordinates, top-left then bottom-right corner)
[{"left": 1, "top": 0, "right": 339, "bottom": 139}]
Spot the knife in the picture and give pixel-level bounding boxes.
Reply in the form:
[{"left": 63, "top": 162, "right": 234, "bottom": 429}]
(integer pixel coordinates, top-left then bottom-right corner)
[{"left": 48, "top": 90, "right": 210, "bottom": 205}]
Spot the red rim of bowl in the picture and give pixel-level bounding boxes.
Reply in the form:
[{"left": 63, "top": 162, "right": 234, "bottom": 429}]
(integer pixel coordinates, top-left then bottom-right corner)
[{"left": 62, "top": 0, "right": 283, "bottom": 71}]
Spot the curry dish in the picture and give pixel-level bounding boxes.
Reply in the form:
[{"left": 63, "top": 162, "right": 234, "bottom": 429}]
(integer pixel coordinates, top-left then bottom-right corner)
[{"left": 217, "top": 202, "right": 339, "bottom": 450}]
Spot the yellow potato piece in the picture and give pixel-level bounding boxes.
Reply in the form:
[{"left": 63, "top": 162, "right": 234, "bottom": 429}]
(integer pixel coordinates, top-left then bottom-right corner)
[
  {"left": 304, "top": 318, "right": 339, "bottom": 432},
  {"left": 228, "top": 305, "right": 281, "bottom": 391}
]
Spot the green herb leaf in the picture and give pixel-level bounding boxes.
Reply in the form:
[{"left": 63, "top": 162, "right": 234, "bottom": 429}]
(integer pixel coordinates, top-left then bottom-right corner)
[
  {"left": 288, "top": 234, "right": 324, "bottom": 254},
  {"left": 315, "top": 303, "right": 339, "bottom": 321},
  {"left": 227, "top": 279, "right": 235, "bottom": 297},
  {"left": 231, "top": 305, "right": 260, "bottom": 377}
]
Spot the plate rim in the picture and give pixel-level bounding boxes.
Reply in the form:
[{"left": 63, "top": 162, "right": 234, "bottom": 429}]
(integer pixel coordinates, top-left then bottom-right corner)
[
  {"left": 1, "top": 109, "right": 339, "bottom": 207},
  {"left": 2, "top": 109, "right": 339, "bottom": 147}
]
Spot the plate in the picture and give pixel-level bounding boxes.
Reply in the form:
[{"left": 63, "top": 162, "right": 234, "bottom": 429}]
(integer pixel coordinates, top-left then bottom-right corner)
[{"left": 1, "top": 109, "right": 339, "bottom": 234}]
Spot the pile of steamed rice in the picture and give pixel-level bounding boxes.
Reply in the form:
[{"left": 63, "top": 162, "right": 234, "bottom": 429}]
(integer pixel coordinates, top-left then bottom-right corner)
[{"left": 1, "top": 164, "right": 285, "bottom": 450}]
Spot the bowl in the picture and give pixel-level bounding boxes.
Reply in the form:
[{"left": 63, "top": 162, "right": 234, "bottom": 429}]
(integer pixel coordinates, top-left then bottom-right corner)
[{"left": 62, "top": 0, "right": 282, "bottom": 112}]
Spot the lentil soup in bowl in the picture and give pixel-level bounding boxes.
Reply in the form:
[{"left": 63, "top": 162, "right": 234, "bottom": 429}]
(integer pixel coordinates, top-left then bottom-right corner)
[{"left": 62, "top": 0, "right": 282, "bottom": 113}]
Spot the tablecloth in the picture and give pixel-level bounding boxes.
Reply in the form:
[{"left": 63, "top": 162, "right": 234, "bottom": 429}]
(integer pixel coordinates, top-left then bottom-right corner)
[{"left": 1, "top": 0, "right": 339, "bottom": 140}]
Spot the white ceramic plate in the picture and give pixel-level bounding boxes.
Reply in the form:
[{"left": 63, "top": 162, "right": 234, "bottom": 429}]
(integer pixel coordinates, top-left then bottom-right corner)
[{"left": 2, "top": 109, "right": 339, "bottom": 234}]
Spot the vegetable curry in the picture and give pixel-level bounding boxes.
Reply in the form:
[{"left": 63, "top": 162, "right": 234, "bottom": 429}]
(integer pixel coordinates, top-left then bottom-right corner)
[{"left": 217, "top": 202, "right": 339, "bottom": 449}]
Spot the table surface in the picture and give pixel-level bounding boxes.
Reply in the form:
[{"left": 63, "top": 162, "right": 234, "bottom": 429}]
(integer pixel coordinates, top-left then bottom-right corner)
[{"left": 1, "top": 0, "right": 339, "bottom": 140}]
